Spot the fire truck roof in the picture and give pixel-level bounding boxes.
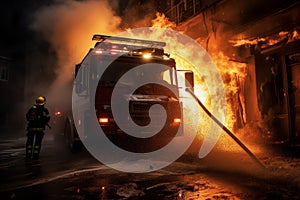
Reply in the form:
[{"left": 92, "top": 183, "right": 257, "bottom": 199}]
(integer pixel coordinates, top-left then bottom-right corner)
[{"left": 92, "top": 34, "right": 166, "bottom": 48}]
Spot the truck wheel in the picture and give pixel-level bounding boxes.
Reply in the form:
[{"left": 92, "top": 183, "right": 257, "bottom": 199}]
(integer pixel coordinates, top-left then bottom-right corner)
[{"left": 64, "top": 120, "right": 78, "bottom": 153}]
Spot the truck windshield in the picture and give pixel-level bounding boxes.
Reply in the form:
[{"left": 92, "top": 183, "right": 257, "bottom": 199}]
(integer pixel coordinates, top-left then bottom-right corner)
[{"left": 95, "top": 56, "right": 178, "bottom": 88}]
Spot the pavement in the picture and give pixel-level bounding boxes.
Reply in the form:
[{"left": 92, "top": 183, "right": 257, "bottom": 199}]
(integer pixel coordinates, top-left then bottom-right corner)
[{"left": 0, "top": 128, "right": 300, "bottom": 199}]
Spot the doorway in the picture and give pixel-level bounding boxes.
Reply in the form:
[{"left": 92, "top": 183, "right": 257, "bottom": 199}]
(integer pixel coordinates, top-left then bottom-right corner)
[{"left": 286, "top": 52, "right": 300, "bottom": 144}]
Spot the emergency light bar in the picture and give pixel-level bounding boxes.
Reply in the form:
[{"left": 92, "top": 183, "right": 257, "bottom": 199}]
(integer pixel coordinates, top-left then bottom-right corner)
[{"left": 92, "top": 34, "right": 166, "bottom": 48}]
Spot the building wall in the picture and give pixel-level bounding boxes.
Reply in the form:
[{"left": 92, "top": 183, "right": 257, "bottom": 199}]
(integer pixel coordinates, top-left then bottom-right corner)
[{"left": 161, "top": 0, "right": 300, "bottom": 142}]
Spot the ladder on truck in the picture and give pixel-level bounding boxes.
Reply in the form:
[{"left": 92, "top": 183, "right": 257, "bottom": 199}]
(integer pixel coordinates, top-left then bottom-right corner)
[{"left": 92, "top": 34, "right": 166, "bottom": 48}]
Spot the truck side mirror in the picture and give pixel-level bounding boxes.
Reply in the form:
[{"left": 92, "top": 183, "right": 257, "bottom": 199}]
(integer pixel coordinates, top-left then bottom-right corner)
[
  {"left": 75, "top": 64, "right": 80, "bottom": 77},
  {"left": 185, "top": 71, "right": 194, "bottom": 92}
]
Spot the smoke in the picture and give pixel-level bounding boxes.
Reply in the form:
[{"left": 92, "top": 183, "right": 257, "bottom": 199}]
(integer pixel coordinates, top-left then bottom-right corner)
[
  {"left": 120, "top": 1, "right": 156, "bottom": 29},
  {"left": 30, "top": 0, "right": 122, "bottom": 110}
]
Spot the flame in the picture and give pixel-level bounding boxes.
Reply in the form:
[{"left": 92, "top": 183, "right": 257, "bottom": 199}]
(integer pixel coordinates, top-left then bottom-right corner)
[
  {"left": 151, "top": 13, "right": 176, "bottom": 29},
  {"left": 278, "top": 31, "right": 289, "bottom": 36},
  {"left": 291, "top": 30, "right": 300, "bottom": 40},
  {"left": 210, "top": 51, "right": 247, "bottom": 129},
  {"left": 229, "top": 37, "right": 266, "bottom": 47},
  {"left": 229, "top": 29, "right": 300, "bottom": 48}
]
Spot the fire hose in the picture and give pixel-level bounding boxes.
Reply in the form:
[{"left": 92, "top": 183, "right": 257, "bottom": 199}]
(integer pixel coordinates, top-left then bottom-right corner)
[{"left": 186, "top": 88, "right": 266, "bottom": 169}]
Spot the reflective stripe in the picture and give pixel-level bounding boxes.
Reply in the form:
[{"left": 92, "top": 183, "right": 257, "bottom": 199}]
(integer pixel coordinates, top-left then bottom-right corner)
[
  {"left": 34, "top": 146, "right": 40, "bottom": 149},
  {"left": 33, "top": 150, "right": 39, "bottom": 153}
]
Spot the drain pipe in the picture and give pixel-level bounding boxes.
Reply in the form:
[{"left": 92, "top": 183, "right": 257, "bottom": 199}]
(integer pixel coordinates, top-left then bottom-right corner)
[{"left": 186, "top": 88, "right": 266, "bottom": 169}]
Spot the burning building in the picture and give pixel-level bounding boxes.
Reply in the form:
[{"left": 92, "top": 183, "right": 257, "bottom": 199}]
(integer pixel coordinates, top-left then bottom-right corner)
[{"left": 157, "top": 0, "right": 300, "bottom": 145}]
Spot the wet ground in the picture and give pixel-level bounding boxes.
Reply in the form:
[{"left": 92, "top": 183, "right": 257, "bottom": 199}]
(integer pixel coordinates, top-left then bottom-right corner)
[{"left": 0, "top": 131, "right": 300, "bottom": 200}]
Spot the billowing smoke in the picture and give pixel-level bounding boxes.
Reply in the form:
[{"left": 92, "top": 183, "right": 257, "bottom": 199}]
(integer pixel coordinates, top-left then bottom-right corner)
[{"left": 30, "top": 0, "right": 122, "bottom": 111}]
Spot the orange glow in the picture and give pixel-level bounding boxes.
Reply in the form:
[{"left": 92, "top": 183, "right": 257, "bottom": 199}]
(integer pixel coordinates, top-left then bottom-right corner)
[
  {"left": 173, "top": 118, "right": 181, "bottom": 124},
  {"left": 99, "top": 118, "right": 109, "bottom": 124},
  {"left": 54, "top": 111, "right": 61, "bottom": 116},
  {"left": 143, "top": 53, "right": 152, "bottom": 59},
  {"left": 178, "top": 191, "right": 183, "bottom": 198},
  {"left": 279, "top": 31, "right": 289, "bottom": 36},
  {"left": 291, "top": 30, "right": 300, "bottom": 40},
  {"left": 151, "top": 13, "right": 176, "bottom": 29},
  {"left": 228, "top": 37, "right": 266, "bottom": 47},
  {"left": 230, "top": 30, "right": 300, "bottom": 48}
]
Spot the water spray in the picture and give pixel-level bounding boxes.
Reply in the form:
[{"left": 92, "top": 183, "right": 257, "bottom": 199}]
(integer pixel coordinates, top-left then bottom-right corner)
[{"left": 186, "top": 88, "right": 266, "bottom": 169}]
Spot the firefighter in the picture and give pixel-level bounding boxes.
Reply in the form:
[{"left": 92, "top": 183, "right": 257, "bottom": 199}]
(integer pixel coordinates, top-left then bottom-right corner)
[{"left": 25, "top": 96, "right": 50, "bottom": 160}]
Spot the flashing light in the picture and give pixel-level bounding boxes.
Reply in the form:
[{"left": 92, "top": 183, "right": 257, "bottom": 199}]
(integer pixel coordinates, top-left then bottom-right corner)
[
  {"left": 95, "top": 50, "right": 103, "bottom": 54},
  {"left": 94, "top": 44, "right": 169, "bottom": 59},
  {"left": 173, "top": 118, "right": 181, "bottom": 124},
  {"left": 54, "top": 111, "right": 61, "bottom": 116},
  {"left": 99, "top": 117, "right": 109, "bottom": 124},
  {"left": 133, "top": 51, "right": 142, "bottom": 55},
  {"left": 143, "top": 53, "right": 152, "bottom": 59}
]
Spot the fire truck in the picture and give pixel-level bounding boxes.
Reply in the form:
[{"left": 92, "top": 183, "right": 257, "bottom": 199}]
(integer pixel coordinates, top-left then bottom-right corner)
[{"left": 63, "top": 35, "right": 194, "bottom": 152}]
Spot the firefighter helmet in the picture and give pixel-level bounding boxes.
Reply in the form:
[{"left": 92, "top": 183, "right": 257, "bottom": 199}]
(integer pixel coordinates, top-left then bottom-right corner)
[{"left": 35, "top": 96, "right": 46, "bottom": 106}]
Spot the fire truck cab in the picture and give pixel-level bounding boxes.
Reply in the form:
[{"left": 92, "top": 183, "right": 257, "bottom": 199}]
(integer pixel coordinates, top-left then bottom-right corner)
[{"left": 64, "top": 35, "right": 194, "bottom": 152}]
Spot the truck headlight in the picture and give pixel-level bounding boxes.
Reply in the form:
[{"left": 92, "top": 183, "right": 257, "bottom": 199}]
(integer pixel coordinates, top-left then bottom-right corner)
[
  {"left": 99, "top": 117, "right": 109, "bottom": 124},
  {"left": 171, "top": 118, "right": 181, "bottom": 126}
]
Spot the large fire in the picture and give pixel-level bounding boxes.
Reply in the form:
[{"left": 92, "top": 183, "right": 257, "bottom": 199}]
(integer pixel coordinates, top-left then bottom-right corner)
[
  {"left": 121, "top": 13, "right": 249, "bottom": 153},
  {"left": 149, "top": 13, "right": 247, "bottom": 134}
]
